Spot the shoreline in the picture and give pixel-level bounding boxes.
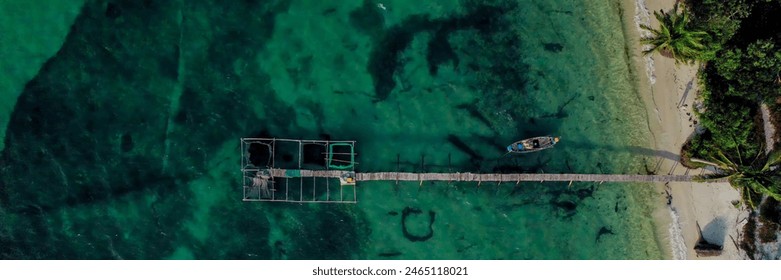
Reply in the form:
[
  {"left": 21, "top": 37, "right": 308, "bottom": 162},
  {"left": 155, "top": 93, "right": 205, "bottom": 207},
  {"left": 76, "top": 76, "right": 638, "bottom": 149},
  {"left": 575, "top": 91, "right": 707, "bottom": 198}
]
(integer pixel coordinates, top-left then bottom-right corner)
[{"left": 620, "top": 0, "right": 745, "bottom": 259}]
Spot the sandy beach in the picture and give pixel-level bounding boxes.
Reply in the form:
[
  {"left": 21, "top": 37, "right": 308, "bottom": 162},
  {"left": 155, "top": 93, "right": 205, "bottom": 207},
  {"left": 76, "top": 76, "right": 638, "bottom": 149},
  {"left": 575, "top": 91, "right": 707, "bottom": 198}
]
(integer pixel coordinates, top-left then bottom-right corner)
[{"left": 623, "top": 0, "right": 746, "bottom": 259}]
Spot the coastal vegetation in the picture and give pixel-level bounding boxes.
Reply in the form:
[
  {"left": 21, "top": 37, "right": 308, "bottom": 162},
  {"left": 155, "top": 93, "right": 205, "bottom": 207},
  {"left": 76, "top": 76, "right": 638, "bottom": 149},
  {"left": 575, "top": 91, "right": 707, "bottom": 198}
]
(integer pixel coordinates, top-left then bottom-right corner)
[
  {"left": 662, "top": 0, "right": 781, "bottom": 258},
  {"left": 694, "top": 149, "right": 781, "bottom": 209},
  {"left": 640, "top": 4, "right": 711, "bottom": 64}
]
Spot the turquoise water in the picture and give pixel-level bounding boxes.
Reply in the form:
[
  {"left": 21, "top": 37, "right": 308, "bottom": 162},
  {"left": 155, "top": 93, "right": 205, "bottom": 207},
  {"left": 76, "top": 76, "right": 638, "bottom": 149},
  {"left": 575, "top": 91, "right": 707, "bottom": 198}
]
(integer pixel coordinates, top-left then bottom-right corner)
[
  {"left": 0, "top": 0, "right": 85, "bottom": 152},
  {"left": 0, "top": 0, "right": 664, "bottom": 259}
]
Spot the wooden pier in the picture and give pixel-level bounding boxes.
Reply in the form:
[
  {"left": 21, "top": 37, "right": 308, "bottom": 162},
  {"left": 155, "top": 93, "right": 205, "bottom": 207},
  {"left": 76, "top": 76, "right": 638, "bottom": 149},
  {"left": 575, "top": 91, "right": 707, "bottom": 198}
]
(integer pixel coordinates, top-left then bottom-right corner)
[
  {"left": 241, "top": 137, "right": 722, "bottom": 204},
  {"left": 267, "top": 169, "right": 724, "bottom": 183}
]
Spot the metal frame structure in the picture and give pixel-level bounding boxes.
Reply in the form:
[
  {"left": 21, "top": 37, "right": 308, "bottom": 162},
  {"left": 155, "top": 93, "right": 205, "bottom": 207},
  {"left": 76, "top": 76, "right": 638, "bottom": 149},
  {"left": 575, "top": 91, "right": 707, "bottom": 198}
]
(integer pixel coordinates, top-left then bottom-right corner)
[{"left": 240, "top": 138, "right": 358, "bottom": 203}]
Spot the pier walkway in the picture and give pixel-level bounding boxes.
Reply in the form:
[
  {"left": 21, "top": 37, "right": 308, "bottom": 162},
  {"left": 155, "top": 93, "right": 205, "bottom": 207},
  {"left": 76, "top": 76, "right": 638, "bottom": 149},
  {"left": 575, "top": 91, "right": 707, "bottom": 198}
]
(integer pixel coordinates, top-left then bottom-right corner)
[
  {"left": 241, "top": 137, "right": 721, "bottom": 203},
  {"left": 268, "top": 169, "right": 720, "bottom": 183}
]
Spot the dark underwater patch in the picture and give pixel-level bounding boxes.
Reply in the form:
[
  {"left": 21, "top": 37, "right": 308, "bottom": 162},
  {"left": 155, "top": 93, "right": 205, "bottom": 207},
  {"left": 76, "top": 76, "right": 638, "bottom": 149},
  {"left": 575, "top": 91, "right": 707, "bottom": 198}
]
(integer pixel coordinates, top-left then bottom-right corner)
[
  {"left": 286, "top": 207, "right": 371, "bottom": 259},
  {"left": 322, "top": 7, "right": 337, "bottom": 15},
  {"left": 447, "top": 134, "right": 484, "bottom": 162},
  {"left": 284, "top": 55, "right": 313, "bottom": 87},
  {"left": 378, "top": 251, "right": 402, "bottom": 257},
  {"left": 105, "top": 2, "right": 121, "bottom": 19},
  {"left": 191, "top": 202, "right": 273, "bottom": 259},
  {"left": 367, "top": 15, "right": 433, "bottom": 103},
  {"left": 302, "top": 144, "right": 327, "bottom": 166},
  {"left": 550, "top": 199, "right": 577, "bottom": 219},
  {"left": 426, "top": 4, "right": 507, "bottom": 75},
  {"left": 349, "top": 0, "right": 385, "bottom": 37},
  {"left": 0, "top": 0, "right": 325, "bottom": 260},
  {"left": 595, "top": 226, "right": 615, "bottom": 243},
  {"left": 543, "top": 43, "right": 564, "bottom": 53},
  {"left": 575, "top": 185, "right": 594, "bottom": 200},
  {"left": 158, "top": 41, "right": 180, "bottom": 80},
  {"left": 455, "top": 101, "right": 493, "bottom": 130},
  {"left": 539, "top": 94, "right": 576, "bottom": 119},
  {"left": 401, "top": 207, "right": 436, "bottom": 242},
  {"left": 554, "top": 200, "right": 577, "bottom": 212},
  {"left": 426, "top": 26, "right": 459, "bottom": 75},
  {"left": 119, "top": 132, "right": 133, "bottom": 153},
  {"left": 366, "top": 4, "right": 516, "bottom": 103},
  {"left": 0, "top": 0, "right": 182, "bottom": 213}
]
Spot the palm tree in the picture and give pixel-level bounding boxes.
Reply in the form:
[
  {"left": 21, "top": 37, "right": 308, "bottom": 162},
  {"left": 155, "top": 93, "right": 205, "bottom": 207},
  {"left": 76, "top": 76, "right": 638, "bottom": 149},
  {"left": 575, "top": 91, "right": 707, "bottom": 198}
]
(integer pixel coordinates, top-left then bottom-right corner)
[
  {"left": 694, "top": 149, "right": 781, "bottom": 209},
  {"left": 641, "top": 4, "right": 711, "bottom": 64}
]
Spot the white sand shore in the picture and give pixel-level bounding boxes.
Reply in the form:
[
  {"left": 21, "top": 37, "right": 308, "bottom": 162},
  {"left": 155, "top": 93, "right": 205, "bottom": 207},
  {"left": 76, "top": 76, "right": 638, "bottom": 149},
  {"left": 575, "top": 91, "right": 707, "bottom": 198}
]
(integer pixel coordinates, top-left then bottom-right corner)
[{"left": 623, "top": 0, "right": 746, "bottom": 259}]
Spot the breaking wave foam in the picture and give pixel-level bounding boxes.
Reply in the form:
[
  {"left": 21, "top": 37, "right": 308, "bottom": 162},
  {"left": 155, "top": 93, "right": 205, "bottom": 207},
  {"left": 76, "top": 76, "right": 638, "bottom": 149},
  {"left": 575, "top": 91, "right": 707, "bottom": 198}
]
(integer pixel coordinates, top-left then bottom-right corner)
[
  {"left": 633, "top": 0, "right": 656, "bottom": 85},
  {"left": 669, "top": 207, "right": 687, "bottom": 260}
]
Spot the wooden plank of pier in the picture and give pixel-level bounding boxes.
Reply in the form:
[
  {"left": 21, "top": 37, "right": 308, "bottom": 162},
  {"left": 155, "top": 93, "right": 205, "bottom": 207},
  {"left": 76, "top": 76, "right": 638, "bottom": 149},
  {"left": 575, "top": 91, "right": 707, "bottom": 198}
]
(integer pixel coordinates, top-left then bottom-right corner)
[{"left": 266, "top": 169, "right": 724, "bottom": 183}]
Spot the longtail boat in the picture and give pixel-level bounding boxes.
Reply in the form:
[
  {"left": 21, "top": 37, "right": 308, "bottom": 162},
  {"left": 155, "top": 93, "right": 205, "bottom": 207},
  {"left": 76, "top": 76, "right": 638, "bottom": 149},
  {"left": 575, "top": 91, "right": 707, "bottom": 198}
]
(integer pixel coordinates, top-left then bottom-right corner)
[{"left": 506, "top": 136, "right": 559, "bottom": 153}]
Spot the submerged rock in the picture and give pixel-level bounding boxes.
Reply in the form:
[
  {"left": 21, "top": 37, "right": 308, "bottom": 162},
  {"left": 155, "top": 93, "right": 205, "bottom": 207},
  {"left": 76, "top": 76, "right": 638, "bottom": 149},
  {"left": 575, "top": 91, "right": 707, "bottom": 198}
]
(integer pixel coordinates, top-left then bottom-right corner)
[
  {"left": 543, "top": 43, "right": 564, "bottom": 53},
  {"left": 595, "top": 226, "right": 615, "bottom": 243},
  {"left": 378, "top": 251, "right": 402, "bottom": 257},
  {"left": 401, "top": 207, "right": 436, "bottom": 242}
]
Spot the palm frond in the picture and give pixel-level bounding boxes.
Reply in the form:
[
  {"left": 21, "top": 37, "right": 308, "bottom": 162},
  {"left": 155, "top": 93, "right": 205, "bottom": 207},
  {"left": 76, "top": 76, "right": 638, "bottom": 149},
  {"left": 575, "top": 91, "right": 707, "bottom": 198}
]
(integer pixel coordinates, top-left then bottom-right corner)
[
  {"left": 653, "top": 10, "right": 668, "bottom": 25},
  {"left": 639, "top": 24, "right": 660, "bottom": 35},
  {"left": 741, "top": 185, "right": 758, "bottom": 209},
  {"left": 750, "top": 142, "right": 765, "bottom": 167},
  {"left": 748, "top": 174, "right": 781, "bottom": 201},
  {"left": 694, "top": 172, "right": 735, "bottom": 182},
  {"left": 728, "top": 177, "right": 756, "bottom": 209},
  {"left": 762, "top": 150, "right": 781, "bottom": 171},
  {"left": 642, "top": 43, "right": 662, "bottom": 55},
  {"left": 715, "top": 150, "right": 739, "bottom": 170},
  {"left": 641, "top": 4, "right": 710, "bottom": 64},
  {"left": 743, "top": 180, "right": 771, "bottom": 209},
  {"left": 766, "top": 178, "right": 781, "bottom": 201}
]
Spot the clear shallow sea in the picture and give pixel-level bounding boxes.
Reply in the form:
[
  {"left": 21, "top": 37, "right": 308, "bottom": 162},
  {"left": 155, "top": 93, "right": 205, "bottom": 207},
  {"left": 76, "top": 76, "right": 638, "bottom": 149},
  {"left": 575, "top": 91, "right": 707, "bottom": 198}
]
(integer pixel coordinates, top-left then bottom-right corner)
[{"left": 0, "top": 0, "right": 664, "bottom": 259}]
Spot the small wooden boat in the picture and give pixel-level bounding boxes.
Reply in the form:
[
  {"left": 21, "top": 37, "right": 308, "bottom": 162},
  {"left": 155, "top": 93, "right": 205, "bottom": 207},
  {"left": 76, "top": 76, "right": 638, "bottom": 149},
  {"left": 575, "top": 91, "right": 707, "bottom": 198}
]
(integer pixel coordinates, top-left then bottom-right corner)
[{"left": 506, "top": 136, "right": 559, "bottom": 153}]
